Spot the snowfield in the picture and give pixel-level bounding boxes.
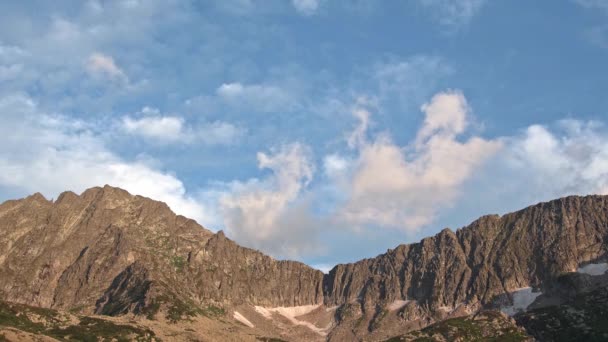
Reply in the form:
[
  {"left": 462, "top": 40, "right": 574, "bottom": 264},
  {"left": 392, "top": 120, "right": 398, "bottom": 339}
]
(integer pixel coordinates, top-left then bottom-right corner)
[
  {"left": 577, "top": 263, "right": 608, "bottom": 276},
  {"left": 254, "top": 304, "right": 331, "bottom": 335},
  {"left": 501, "top": 287, "right": 542, "bottom": 316}
]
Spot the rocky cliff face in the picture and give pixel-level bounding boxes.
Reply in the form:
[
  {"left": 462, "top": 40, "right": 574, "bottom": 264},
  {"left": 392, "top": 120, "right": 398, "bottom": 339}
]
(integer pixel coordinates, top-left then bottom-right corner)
[
  {"left": 0, "top": 186, "right": 607, "bottom": 340},
  {"left": 0, "top": 185, "right": 324, "bottom": 316},
  {"left": 324, "top": 195, "right": 608, "bottom": 313}
]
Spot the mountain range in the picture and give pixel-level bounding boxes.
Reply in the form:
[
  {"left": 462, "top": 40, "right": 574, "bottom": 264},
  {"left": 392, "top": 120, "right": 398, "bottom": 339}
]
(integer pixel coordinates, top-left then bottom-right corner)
[{"left": 1, "top": 185, "right": 607, "bottom": 341}]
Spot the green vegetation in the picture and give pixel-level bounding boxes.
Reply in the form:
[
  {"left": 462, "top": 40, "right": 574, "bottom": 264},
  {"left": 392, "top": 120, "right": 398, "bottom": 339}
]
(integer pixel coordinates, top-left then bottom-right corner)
[
  {"left": 47, "top": 317, "right": 158, "bottom": 342},
  {"left": 166, "top": 299, "right": 200, "bottom": 323},
  {"left": 336, "top": 302, "right": 359, "bottom": 320},
  {"left": 0, "top": 300, "right": 160, "bottom": 342},
  {"left": 68, "top": 305, "right": 86, "bottom": 314},
  {"left": 142, "top": 294, "right": 224, "bottom": 323},
  {"left": 0, "top": 300, "right": 50, "bottom": 334},
  {"left": 170, "top": 256, "right": 186, "bottom": 272},
  {"left": 201, "top": 304, "right": 225, "bottom": 318},
  {"left": 370, "top": 309, "right": 389, "bottom": 330},
  {"left": 383, "top": 311, "right": 530, "bottom": 342},
  {"left": 144, "top": 300, "right": 162, "bottom": 320},
  {"left": 144, "top": 233, "right": 189, "bottom": 274},
  {"left": 256, "top": 337, "right": 289, "bottom": 342},
  {"left": 516, "top": 287, "right": 608, "bottom": 342}
]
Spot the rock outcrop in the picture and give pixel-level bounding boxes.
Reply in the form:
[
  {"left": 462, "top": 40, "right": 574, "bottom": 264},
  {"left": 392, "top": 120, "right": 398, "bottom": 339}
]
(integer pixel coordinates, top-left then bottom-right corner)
[
  {"left": 1, "top": 186, "right": 607, "bottom": 340},
  {"left": 325, "top": 195, "right": 608, "bottom": 310},
  {"left": 0, "top": 185, "right": 324, "bottom": 316}
]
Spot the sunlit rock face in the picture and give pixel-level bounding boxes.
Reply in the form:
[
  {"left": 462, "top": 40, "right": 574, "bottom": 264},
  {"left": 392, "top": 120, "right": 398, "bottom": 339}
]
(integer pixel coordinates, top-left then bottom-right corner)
[
  {"left": 1, "top": 187, "right": 607, "bottom": 340},
  {"left": 324, "top": 195, "right": 608, "bottom": 311},
  {"left": 0, "top": 185, "right": 324, "bottom": 313}
]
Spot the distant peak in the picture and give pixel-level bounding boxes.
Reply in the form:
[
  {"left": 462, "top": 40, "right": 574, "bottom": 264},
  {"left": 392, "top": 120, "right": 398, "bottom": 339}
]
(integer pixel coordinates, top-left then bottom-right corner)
[
  {"left": 439, "top": 227, "right": 454, "bottom": 235},
  {"left": 26, "top": 192, "right": 49, "bottom": 203},
  {"left": 80, "top": 185, "right": 132, "bottom": 202},
  {"left": 56, "top": 190, "right": 78, "bottom": 205}
]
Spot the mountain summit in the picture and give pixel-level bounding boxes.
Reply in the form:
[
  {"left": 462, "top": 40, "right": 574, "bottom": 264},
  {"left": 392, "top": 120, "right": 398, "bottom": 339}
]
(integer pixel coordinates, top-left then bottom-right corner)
[{"left": 1, "top": 185, "right": 607, "bottom": 341}]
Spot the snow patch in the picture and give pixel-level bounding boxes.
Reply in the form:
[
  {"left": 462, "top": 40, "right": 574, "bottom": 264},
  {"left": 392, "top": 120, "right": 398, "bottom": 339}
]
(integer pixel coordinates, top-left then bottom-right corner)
[
  {"left": 233, "top": 311, "right": 254, "bottom": 328},
  {"left": 254, "top": 306, "right": 272, "bottom": 319},
  {"left": 577, "top": 263, "right": 608, "bottom": 276},
  {"left": 270, "top": 304, "right": 321, "bottom": 318},
  {"left": 254, "top": 304, "right": 329, "bottom": 335},
  {"left": 501, "top": 287, "right": 542, "bottom": 316},
  {"left": 388, "top": 300, "right": 411, "bottom": 311}
]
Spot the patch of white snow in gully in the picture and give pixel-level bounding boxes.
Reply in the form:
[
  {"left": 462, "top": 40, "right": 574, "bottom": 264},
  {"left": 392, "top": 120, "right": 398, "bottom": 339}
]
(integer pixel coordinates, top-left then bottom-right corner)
[
  {"left": 577, "top": 263, "right": 608, "bottom": 276},
  {"left": 501, "top": 287, "right": 541, "bottom": 316},
  {"left": 233, "top": 311, "right": 255, "bottom": 328}
]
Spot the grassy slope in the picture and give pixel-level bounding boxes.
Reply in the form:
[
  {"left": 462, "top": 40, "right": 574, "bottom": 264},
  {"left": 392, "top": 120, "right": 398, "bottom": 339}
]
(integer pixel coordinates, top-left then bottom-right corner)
[{"left": 0, "top": 300, "right": 158, "bottom": 342}]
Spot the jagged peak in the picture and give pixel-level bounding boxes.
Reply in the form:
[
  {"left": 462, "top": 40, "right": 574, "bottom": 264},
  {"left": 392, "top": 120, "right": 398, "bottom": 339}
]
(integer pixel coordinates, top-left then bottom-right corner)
[
  {"left": 55, "top": 190, "right": 79, "bottom": 205},
  {"left": 25, "top": 192, "right": 50, "bottom": 203}
]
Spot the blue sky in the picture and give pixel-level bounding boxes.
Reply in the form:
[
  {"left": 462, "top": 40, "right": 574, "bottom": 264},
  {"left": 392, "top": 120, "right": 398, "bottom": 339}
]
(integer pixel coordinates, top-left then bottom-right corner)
[{"left": 1, "top": 0, "right": 608, "bottom": 271}]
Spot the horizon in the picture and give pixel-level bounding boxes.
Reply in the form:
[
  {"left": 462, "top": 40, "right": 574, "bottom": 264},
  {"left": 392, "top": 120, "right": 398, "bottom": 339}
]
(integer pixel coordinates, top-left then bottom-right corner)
[{"left": 1, "top": 1, "right": 608, "bottom": 271}]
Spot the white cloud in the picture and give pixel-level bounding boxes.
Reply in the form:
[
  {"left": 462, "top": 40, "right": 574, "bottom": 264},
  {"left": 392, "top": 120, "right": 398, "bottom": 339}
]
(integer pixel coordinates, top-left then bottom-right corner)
[
  {"left": 310, "top": 263, "right": 333, "bottom": 273},
  {"left": 0, "top": 44, "right": 27, "bottom": 60},
  {"left": 334, "top": 90, "right": 502, "bottom": 231},
  {"left": 347, "top": 107, "right": 371, "bottom": 149},
  {"left": 373, "top": 56, "right": 452, "bottom": 107},
  {"left": 0, "top": 94, "right": 216, "bottom": 226},
  {"left": 504, "top": 119, "right": 608, "bottom": 197},
  {"left": 86, "top": 52, "right": 127, "bottom": 81},
  {"left": 418, "top": 0, "right": 486, "bottom": 31},
  {"left": 219, "top": 143, "right": 321, "bottom": 257},
  {"left": 575, "top": 0, "right": 608, "bottom": 12},
  {"left": 199, "top": 121, "right": 244, "bottom": 145},
  {"left": 120, "top": 107, "right": 243, "bottom": 145},
  {"left": 323, "top": 153, "right": 350, "bottom": 179},
  {"left": 575, "top": 1, "right": 608, "bottom": 49},
  {"left": 216, "top": 82, "right": 295, "bottom": 112},
  {"left": 122, "top": 115, "right": 184, "bottom": 141},
  {"left": 292, "top": 0, "right": 321, "bottom": 15},
  {"left": 0, "top": 63, "right": 23, "bottom": 81}
]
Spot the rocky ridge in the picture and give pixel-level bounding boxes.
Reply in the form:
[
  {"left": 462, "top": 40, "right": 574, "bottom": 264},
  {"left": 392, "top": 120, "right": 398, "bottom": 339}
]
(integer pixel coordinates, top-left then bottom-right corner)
[
  {"left": 0, "top": 185, "right": 607, "bottom": 340},
  {"left": 0, "top": 186, "right": 323, "bottom": 314}
]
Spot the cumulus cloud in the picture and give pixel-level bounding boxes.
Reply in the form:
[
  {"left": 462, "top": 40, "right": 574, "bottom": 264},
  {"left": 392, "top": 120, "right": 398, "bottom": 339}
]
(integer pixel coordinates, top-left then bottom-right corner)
[
  {"left": 323, "top": 153, "right": 350, "bottom": 179},
  {"left": 505, "top": 119, "right": 608, "bottom": 197},
  {"left": 219, "top": 143, "right": 321, "bottom": 257},
  {"left": 122, "top": 115, "right": 185, "bottom": 141},
  {"left": 333, "top": 90, "right": 502, "bottom": 231},
  {"left": 120, "top": 107, "right": 243, "bottom": 145},
  {"left": 216, "top": 82, "right": 295, "bottom": 112},
  {"left": 0, "top": 94, "right": 216, "bottom": 226},
  {"left": 86, "top": 52, "right": 127, "bottom": 81},
  {"left": 417, "top": 0, "right": 486, "bottom": 31},
  {"left": 292, "top": 0, "right": 321, "bottom": 15}
]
